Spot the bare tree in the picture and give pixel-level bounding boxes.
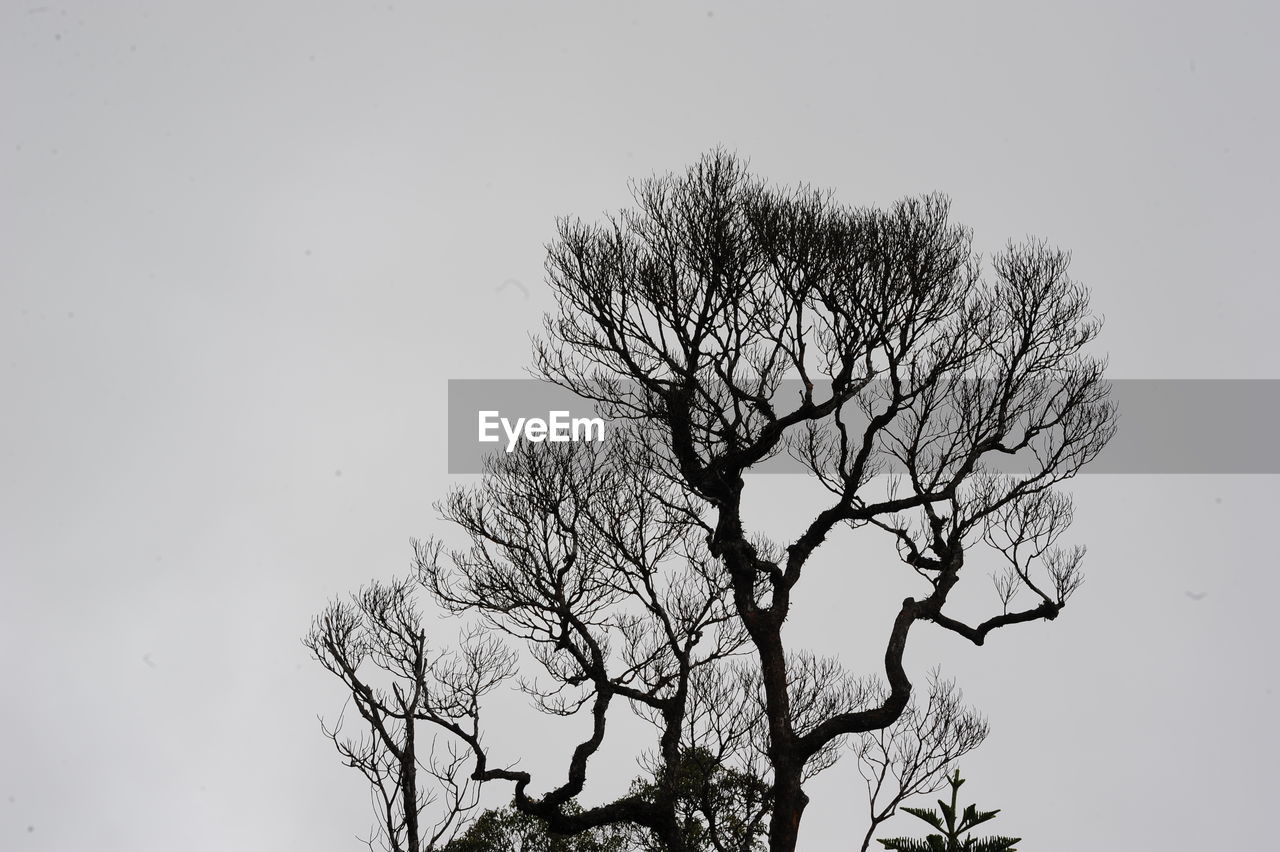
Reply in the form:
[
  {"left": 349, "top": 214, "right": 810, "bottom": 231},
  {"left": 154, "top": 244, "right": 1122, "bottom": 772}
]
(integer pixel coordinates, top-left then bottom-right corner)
[
  {"left": 853, "top": 671, "right": 988, "bottom": 852},
  {"left": 532, "top": 148, "right": 1115, "bottom": 850},
  {"left": 305, "top": 578, "right": 501, "bottom": 851},
  {"left": 416, "top": 431, "right": 791, "bottom": 852},
  {"left": 309, "top": 149, "right": 1116, "bottom": 852}
]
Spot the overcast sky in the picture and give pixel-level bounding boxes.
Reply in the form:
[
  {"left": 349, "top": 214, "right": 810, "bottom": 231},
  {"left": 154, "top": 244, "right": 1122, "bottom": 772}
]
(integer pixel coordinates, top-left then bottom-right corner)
[{"left": 3, "top": 2, "right": 1278, "bottom": 850}]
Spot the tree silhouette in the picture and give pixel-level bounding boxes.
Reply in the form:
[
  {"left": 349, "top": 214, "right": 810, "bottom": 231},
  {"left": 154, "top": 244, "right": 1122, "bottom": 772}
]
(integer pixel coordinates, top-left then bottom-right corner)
[
  {"left": 310, "top": 438, "right": 777, "bottom": 851},
  {"left": 854, "top": 672, "right": 988, "bottom": 852},
  {"left": 308, "top": 149, "right": 1116, "bottom": 852},
  {"left": 877, "top": 771, "right": 1020, "bottom": 852},
  {"left": 304, "top": 577, "right": 491, "bottom": 852}
]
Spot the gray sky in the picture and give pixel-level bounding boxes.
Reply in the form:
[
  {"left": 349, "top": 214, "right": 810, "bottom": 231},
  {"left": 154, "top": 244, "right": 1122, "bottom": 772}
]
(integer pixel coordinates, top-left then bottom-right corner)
[{"left": 2, "top": 2, "right": 1277, "bottom": 849}]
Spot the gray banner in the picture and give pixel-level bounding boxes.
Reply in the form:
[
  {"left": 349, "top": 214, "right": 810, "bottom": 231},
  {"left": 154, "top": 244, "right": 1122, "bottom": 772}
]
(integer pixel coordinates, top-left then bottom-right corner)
[{"left": 446, "top": 379, "right": 1280, "bottom": 474}]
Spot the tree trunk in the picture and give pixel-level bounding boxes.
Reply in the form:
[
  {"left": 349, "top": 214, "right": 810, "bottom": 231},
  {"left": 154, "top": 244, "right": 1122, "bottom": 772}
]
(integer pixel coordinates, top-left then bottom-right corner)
[
  {"left": 768, "top": 764, "right": 808, "bottom": 852},
  {"left": 401, "top": 716, "right": 420, "bottom": 852}
]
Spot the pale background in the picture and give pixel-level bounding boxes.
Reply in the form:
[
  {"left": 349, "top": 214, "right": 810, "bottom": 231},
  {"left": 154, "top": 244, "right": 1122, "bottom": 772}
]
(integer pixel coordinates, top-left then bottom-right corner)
[{"left": 3, "top": 2, "right": 1278, "bottom": 849}]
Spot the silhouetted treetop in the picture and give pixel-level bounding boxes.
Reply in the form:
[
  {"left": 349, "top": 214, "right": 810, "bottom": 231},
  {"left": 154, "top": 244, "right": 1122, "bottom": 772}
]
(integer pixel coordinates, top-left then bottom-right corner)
[{"left": 309, "top": 149, "right": 1116, "bottom": 852}]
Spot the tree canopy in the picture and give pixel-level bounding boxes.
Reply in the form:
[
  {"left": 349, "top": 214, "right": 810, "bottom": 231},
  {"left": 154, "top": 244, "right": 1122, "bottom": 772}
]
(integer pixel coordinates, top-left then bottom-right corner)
[{"left": 307, "top": 149, "right": 1116, "bottom": 852}]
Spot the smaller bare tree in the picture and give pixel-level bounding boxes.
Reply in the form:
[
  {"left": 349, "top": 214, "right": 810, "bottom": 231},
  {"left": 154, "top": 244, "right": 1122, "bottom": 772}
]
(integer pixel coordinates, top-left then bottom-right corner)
[
  {"left": 305, "top": 577, "right": 513, "bottom": 852},
  {"left": 854, "top": 672, "right": 988, "bottom": 852}
]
